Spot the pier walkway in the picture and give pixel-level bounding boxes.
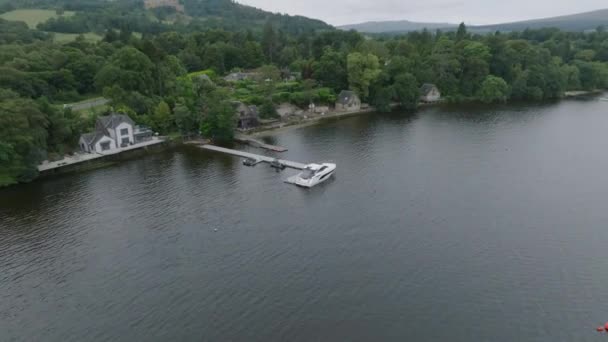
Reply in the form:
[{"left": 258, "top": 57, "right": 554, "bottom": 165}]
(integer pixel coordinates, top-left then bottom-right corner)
[{"left": 200, "top": 145, "right": 307, "bottom": 170}]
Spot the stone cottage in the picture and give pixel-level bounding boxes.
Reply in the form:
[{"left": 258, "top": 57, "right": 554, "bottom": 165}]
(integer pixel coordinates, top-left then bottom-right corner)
[
  {"left": 335, "top": 90, "right": 361, "bottom": 112},
  {"left": 234, "top": 102, "right": 259, "bottom": 130}
]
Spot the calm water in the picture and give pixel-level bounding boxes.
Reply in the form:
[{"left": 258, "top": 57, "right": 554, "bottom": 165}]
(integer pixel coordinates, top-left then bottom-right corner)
[{"left": 2, "top": 96, "right": 608, "bottom": 341}]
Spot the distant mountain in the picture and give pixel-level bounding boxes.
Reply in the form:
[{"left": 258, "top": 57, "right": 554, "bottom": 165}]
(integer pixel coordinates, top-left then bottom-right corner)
[
  {"left": 473, "top": 9, "right": 608, "bottom": 33},
  {"left": 339, "top": 20, "right": 457, "bottom": 33},
  {"left": 339, "top": 9, "right": 608, "bottom": 34},
  {"left": 181, "top": 0, "right": 333, "bottom": 32}
]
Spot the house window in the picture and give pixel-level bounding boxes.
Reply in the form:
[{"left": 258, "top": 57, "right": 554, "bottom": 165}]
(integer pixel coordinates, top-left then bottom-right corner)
[
  {"left": 100, "top": 142, "right": 111, "bottom": 151},
  {"left": 122, "top": 137, "right": 130, "bottom": 145},
  {"left": 120, "top": 128, "right": 129, "bottom": 136}
]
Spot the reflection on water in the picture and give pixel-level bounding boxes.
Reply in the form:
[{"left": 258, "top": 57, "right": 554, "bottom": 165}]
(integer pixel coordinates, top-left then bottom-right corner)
[{"left": 1, "top": 96, "right": 608, "bottom": 341}]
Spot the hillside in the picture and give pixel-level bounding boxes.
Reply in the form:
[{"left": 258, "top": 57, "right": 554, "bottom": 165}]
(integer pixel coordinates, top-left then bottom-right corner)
[
  {"left": 339, "top": 8, "right": 608, "bottom": 33},
  {"left": 0, "top": 0, "right": 333, "bottom": 37},
  {"left": 474, "top": 9, "right": 608, "bottom": 32},
  {"left": 339, "top": 20, "right": 456, "bottom": 33}
]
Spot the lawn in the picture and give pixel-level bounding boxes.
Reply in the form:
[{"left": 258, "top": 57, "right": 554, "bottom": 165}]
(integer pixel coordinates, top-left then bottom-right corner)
[
  {"left": 0, "top": 9, "right": 75, "bottom": 28},
  {"left": 52, "top": 32, "right": 103, "bottom": 43}
]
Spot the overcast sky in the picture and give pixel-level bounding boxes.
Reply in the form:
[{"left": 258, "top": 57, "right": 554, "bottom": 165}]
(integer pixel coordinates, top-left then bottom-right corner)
[{"left": 237, "top": 0, "right": 607, "bottom": 26}]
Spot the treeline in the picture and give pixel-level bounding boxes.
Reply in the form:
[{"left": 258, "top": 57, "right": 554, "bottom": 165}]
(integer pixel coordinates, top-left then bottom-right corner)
[{"left": 1, "top": 16, "right": 608, "bottom": 186}]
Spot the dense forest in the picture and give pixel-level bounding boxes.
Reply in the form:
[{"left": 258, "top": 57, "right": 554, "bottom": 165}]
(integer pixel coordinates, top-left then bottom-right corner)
[{"left": 1, "top": 0, "right": 608, "bottom": 187}]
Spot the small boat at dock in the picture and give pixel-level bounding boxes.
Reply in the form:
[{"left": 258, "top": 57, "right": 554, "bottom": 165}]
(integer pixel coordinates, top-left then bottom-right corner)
[{"left": 242, "top": 157, "right": 258, "bottom": 167}]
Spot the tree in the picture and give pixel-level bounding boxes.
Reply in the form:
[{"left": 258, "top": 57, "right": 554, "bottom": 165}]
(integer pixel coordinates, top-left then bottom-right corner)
[
  {"left": 478, "top": 75, "right": 510, "bottom": 103},
  {"left": 261, "top": 21, "right": 278, "bottom": 63},
  {"left": 347, "top": 52, "right": 381, "bottom": 99},
  {"left": 458, "top": 41, "right": 491, "bottom": 97},
  {"left": 371, "top": 86, "right": 393, "bottom": 113},
  {"left": 259, "top": 99, "right": 278, "bottom": 119},
  {"left": 456, "top": 22, "right": 468, "bottom": 41},
  {"left": 313, "top": 48, "right": 348, "bottom": 92},
  {"left": 95, "top": 47, "right": 155, "bottom": 95},
  {"left": 258, "top": 64, "right": 281, "bottom": 82},
  {"left": 393, "top": 73, "right": 419, "bottom": 110},
  {"left": 200, "top": 89, "right": 236, "bottom": 143},
  {"left": 0, "top": 98, "right": 49, "bottom": 186},
  {"left": 174, "top": 101, "right": 198, "bottom": 135},
  {"left": 152, "top": 101, "right": 173, "bottom": 134}
]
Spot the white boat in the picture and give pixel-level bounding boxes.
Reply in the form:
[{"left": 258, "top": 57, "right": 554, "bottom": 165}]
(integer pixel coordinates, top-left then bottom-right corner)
[{"left": 294, "top": 163, "right": 336, "bottom": 188}]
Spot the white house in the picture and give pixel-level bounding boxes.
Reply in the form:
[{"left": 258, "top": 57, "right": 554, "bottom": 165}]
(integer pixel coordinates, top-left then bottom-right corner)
[
  {"left": 79, "top": 114, "right": 136, "bottom": 154},
  {"left": 420, "top": 84, "right": 441, "bottom": 103}
]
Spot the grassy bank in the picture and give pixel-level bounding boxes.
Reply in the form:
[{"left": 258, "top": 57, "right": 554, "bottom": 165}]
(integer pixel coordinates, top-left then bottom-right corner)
[{"left": 0, "top": 9, "right": 75, "bottom": 28}]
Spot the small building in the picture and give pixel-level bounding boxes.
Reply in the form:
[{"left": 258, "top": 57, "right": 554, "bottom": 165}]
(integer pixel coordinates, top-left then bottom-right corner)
[
  {"left": 234, "top": 102, "right": 259, "bottom": 130},
  {"left": 335, "top": 90, "right": 361, "bottom": 112},
  {"left": 79, "top": 114, "right": 136, "bottom": 154},
  {"left": 224, "top": 72, "right": 260, "bottom": 83},
  {"left": 224, "top": 72, "right": 249, "bottom": 82},
  {"left": 420, "top": 84, "right": 441, "bottom": 103}
]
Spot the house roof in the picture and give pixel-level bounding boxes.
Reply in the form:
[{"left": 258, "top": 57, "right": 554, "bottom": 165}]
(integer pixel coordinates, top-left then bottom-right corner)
[
  {"left": 232, "top": 101, "right": 258, "bottom": 118},
  {"left": 80, "top": 132, "right": 96, "bottom": 145},
  {"left": 80, "top": 131, "right": 110, "bottom": 148},
  {"left": 337, "top": 90, "right": 359, "bottom": 105},
  {"left": 420, "top": 83, "right": 438, "bottom": 95},
  {"left": 97, "top": 114, "right": 135, "bottom": 130}
]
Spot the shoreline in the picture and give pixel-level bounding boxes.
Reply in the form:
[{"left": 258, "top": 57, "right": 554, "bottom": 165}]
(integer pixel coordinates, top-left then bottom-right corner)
[
  {"left": 247, "top": 106, "right": 392, "bottom": 137},
  {"left": 247, "top": 90, "right": 607, "bottom": 137}
]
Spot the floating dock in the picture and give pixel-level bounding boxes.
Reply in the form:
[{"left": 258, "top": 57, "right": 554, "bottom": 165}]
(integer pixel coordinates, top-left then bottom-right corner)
[{"left": 200, "top": 145, "right": 307, "bottom": 170}]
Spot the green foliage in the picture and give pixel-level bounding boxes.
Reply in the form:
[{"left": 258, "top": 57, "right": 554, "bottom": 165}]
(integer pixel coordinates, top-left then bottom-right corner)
[
  {"left": 313, "top": 48, "right": 348, "bottom": 93},
  {"left": 371, "top": 86, "right": 393, "bottom": 113},
  {"left": 347, "top": 52, "right": 381, "bottom": 99},
  {"left": 151, "top": 101, "right": 173, "bottom": 134},
  {"left": 478, "top": 75, "right": 510, "bottom": 103},
  {"left": 393, "top": 73, "right": 419, "bottom": 110},
  {"left": 95, "top": 47, "right": 155, "bottom": 95},
  {"left": 259, "top": 99, "right": 278, "bottom": 119},
  {"left": 200, "top": 89, "right": 236, "bottom": 143},
  {"left": 174, "top": 101, "right": 198, "bottom": 135},
  {"left": 0, "top": 96, "right": 80, "bottom": 186}
]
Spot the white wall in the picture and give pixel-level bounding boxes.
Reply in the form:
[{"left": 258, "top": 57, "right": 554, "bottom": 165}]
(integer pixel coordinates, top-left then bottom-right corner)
[
  {"left": 423, "top": 88, "right": 441, "bottom": 102},
  {"left": 94, "top": 136, "right": 117, "bottom": 154},
  {"left": 114, "top": 122, "right": 135, "bottom": 147},
  {"left": 79, "top": 137, "right": 91, "bottom": 153}
]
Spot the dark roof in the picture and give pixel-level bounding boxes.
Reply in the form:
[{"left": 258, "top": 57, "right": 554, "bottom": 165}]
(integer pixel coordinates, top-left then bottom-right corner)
[
  {"left": 337, "top": 90, "right": 359, "bottom": 105},
  {"left": 80, "top": 132, "right": 96, "bottom": 145},
  {"left": 96, "top": 114, "right": 135, "bottom": 131},
  {"left": 80, "top": 131, "right": 110, "bottom": 148},
  {"left": 420, "top": 83, "right": 438, "bottom": 95}
]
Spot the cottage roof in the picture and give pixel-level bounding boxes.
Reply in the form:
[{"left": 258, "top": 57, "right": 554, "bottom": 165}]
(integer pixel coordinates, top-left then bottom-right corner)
[
  {"left": 80, "top": 132, "right": 96, "bottom": 145},
  {"left": 337, "top": 90, "right": 358, "bottom": 105},
  {"left": 232, "top": 101, "right": 258, "bottom": 118},
  {"left": 80, "top": 131, "right": 110, "bottom": 148},
  {"left": 420, "top": 83, "right": 438, "bottom": 95},
  {"left": 97, "top": 114, "right": 135, "bottom": 131}
]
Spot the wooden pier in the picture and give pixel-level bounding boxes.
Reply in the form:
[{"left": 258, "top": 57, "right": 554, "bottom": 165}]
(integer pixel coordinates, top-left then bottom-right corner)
[{"left": 200, "top": 145, "right": 307, "bottom": 170}]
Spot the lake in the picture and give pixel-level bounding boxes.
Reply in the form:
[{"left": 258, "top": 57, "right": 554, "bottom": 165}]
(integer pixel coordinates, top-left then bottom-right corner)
[{"left": 2, "top": 96, "right": 608, "bottom": 341}]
